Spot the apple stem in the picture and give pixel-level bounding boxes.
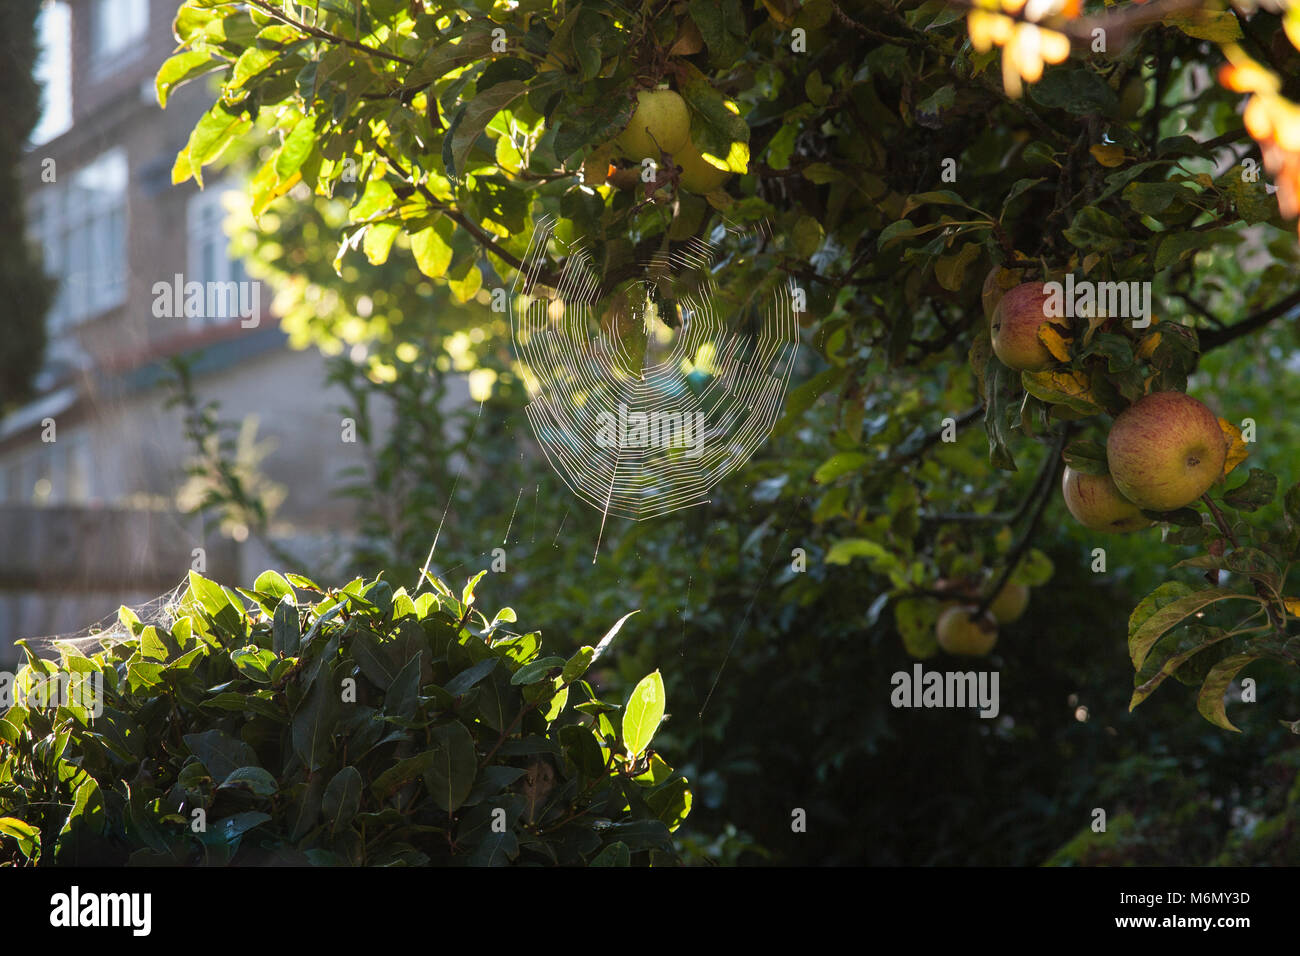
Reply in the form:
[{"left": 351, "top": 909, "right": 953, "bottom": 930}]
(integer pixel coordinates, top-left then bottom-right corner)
[{"left": 1201, "top": 493, "right": 1285, "bottom": 636}]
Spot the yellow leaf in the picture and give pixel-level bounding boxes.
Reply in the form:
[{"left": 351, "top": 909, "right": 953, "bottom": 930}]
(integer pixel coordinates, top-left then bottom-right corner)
[
  {"left": 1136, "top": 331, "right": 1161, "bottom": 359},
  {"left": 1218, "top": 417, "right": 1249, "bottom": 476},
  {"left": 1285, "top": 597, "right": 1300, "bottom": 617},
  {"left": 1090, "top": 144, "right": 1126, "bottom": 167},
  {"left": 1037, "top": 324, "right": 1073, "bottom": 363},
  {"left": 1082, "top": 252, "right": 1101, "bottom": 275},
  {"left": 1022, "top": 369, "right": 1101, "bottom": 415}
]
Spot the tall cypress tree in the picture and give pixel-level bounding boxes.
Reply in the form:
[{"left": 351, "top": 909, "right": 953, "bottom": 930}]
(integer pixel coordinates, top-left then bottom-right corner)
[{"left": 0, "top": 0, "right": 52, "bottom": 413}]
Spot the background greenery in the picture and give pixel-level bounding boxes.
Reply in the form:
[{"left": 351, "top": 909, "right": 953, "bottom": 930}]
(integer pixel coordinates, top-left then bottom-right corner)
[{"left": 9, "top": 0, "right": 1300, "bottom": 865}]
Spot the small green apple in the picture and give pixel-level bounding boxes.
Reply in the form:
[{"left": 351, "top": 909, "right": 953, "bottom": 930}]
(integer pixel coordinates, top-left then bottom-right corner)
[
  {"left": 1106, "top": 391, "right": 1227, "bottom": 511},
  {"left": 616, "top": 89, "right": 691, "bottom": 161},
  {"left": 675, "top": 138, "right": 731, "bottom": 194},
  {"left": 936, "top": 605, "right": 998, "bottom": 656},
  {"left": 989, "top": 582, "right": 1030, "bottom": 624},
  {"left": 990, "top": 281, "right": 1058, "bottom": 371},
  {"left": 1061, "top": 465, "right": 1153, "bottom": 533}
]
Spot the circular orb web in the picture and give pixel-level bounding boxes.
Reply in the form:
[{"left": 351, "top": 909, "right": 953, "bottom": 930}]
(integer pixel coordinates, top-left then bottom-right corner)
[{"left": 510, "top": 215, "right": 800, "bottom": 521}]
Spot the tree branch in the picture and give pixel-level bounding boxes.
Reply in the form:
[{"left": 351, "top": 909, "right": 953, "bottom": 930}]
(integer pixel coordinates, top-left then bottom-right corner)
[
  {"left": 1202, "top": 492, "right": 1285, "bottom": 636},
  {"left": 246, "top": 0, "right": 415, "bottom": 65},
  {"left": 1200, "top": 288, "right": 1300, "bottom": 351},
  {"left": 974, "top": 428, "right": 1067, "bottom": 618},
  {"left": 375, "top": 143, "right": 562, "bottom": 288}
]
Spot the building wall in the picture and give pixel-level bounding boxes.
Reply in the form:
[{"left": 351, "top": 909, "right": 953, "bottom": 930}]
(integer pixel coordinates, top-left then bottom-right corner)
[{"left": 0, "top": 0, "right": 419, "bottom": 666}]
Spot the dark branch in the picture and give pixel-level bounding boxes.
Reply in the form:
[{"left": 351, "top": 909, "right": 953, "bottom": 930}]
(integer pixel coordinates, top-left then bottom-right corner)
[{"left": 1200, "top": 288, "right": 1300, "bottom": 351}]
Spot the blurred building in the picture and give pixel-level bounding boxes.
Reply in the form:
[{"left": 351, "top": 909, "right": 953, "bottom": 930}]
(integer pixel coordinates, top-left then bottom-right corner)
[{"left": 0, "top": 0, "right": 375, "bottom": 666}]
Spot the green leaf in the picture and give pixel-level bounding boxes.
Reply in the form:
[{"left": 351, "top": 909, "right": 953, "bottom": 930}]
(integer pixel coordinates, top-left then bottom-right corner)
[
  {"left": 156, "top": 50, "right": 216, "bottom": 108},
  {"left": 422, "top": 722, "right": 478, "bottom": 812},
  {"left": 678, "top": 63, "right": 750, "bottom": 173},
  {"left": 825, "top": 538, "right": 895, "bottom": 568},
  {"left": 219, "top": 766, "right": 278, "bottom": 797},
  {"left": 1222, "top": 468, "right": 1278, "bottom": 512},
  {"left": 813, "top": 451, "right": 870, "bottom": 484},
  {"left": 1027, "top": 67, "right": 1117, "bottom": 114},
  {"left": 590, "top": 841, "right": 631, "bottom": 866},
  {"left": 275, "top": 116, "right": 317, "bottom": 181},
  {"left": 983, "top": 356, "right": 1018, "bottom": 471},
  {"left": 410, "top": 216, "right": 456, "bottom": 279},
  {"left": 688, "top": 0, "right": 747, "bottom": 68},
  {"left": 273, "top": 596, "right": 300, "bottom": 658},
  {"left": 292, "top": 665, "right": 339, "bottom": 772},
  {"left": 1130, "top": 625, "right": 1231, "bottom": 710},
  {"left": 1173, "top": 547, "right": 1282, "bottom": 594},
  {"left": 184, "top": 729, "right": 259, "bottom": 782},
  {"left": 1062, "top": 439, "right": 1108, "bottom": 477},
  {"left": 1127, "top": 585, "right": 1256, "bottom": 670},
  {"left": 444, "top": 657, "right": 498, "bottom": 697},
  {"left": 322, "top": 766, "right": 363, "bottom": 831},
  {"left": 187, "top": 570, "right": 243, "bottom": 636},
  {"left": 1062, "top": 205, "right": 1128, "bottom": 252},
  {"left": 1010, "top": 548, "right": 1055, "bottom": 588},
  {"left": 1196, "top": 653, "right": 1257, "bottom": 732},
  {"left": 510, "top": 656, "right": 566, "bottom": 686},
  {"left": 0, "top": 816, "right": 41, "bottom": 860},
  {"left": 182, "top": 104, "right": 253, "bottom": 186},
  {"left": 231, "top": 645, "right": 278, "bottom": 683},
  {"left": 561, "top": 646, "right": 596, "bottom": 684},
  {"left": 447, "top": 80, "right": 529, "bottom": 183},
  {"left": 894, "top": 597, "right": 939, "bottom": 658},
  {"left": 623, "top": 670, "right": 666, "bottom": 758}
]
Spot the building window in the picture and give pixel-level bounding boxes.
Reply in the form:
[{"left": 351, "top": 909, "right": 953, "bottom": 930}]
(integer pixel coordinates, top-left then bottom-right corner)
[
  {"left": 27, "top": 147, "right": 129, "bottom": 332},
  {"left": 186, "top": 184, "right": 249, "bottom": 328},
  {"left": 90, "top": 0, "right": 149, "bottom": 68}
]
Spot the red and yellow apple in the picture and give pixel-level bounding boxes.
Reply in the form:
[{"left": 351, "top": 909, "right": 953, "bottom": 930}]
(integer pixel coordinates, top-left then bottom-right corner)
[
  {"left": 1105, "top": 392, "right": 1227, "bottom": 511},
  {"left": 990, "top": 281, "right": 1058, "bottom": 371},
  {"left": 1061, "top": 465, "right": 1153, "bottom": 533}
]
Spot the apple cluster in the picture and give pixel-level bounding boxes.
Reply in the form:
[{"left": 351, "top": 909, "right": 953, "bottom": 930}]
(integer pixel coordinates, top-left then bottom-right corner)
[
  {"left": 934, "top": 580, "right": 1031, "bottom": 657},
  {"left": 988, "top": 279, "right": 1228, "bottom": 534}
]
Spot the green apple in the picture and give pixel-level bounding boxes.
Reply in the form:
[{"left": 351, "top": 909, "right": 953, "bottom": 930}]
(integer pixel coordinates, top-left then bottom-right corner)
[
  {"left": 936, "top": 605, "right": 998, "bottom": 656},
  {"left": 990, "top": 281, "right": 1057, "bottom": 371},
  {"left": 675, "top": 138, "right": 731, "bottom": 194},
  {"left": 1106, "top": 391, "right": 1227, "bottom": 511},
  {"left": 616, "top": 89, "right": 691, "bottom": 161},
  {"left": 1061, "top": 465, "right": 1153, "bottom": 533},
  {"left": 989, "top": 582, "right": 1030, "bottom": 624}
]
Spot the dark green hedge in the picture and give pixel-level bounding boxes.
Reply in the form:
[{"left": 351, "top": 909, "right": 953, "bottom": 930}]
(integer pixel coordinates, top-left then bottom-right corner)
[{"left": 0, "top": 569, "right": 689, "bottom": 866}]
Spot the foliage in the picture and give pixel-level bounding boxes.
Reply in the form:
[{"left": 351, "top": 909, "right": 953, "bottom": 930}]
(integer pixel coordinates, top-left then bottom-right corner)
[
  {"left": 154, "top": 0, "right": 1300, "bottom": 864},
  {"left": 0, "top": 567, "right": 690, "bottom": 866},
  {"left": 0, "top": 0, "right": 51, "bottom": 413}
]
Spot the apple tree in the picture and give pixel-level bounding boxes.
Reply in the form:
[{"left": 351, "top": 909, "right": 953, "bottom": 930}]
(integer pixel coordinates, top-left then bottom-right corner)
[{"left": 160, "top": 0, "right": 1300, "bottom": 733}]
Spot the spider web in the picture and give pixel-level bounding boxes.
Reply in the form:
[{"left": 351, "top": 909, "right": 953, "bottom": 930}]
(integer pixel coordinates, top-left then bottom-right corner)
[
  {"left": 511, "top": 216, "right": 799, "bottom": 525},
  {"left": 20, "top": 579, "right": 190, "bottom": 657}
]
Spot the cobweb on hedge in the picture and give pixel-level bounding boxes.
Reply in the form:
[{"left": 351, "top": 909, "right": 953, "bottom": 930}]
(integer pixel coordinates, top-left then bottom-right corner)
[
  {"left": 22, "top": 579, "right": 190, "bottom": 656},
  {"left": 510, "top": 215, "right": 799, "bottom": 544}
]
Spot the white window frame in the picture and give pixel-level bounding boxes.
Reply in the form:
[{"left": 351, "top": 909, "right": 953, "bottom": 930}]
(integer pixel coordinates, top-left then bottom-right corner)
[{"left": 26, "top": 147, "right": 129, "bottom": 333}]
